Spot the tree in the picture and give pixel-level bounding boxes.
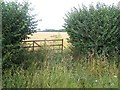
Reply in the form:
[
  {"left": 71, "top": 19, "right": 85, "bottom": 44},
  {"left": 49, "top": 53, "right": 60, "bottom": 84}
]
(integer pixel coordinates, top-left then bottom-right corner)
[
  {"left": 64, "top": 3, "right": 120, "bottom": 57},
  {"left": 2, "top": 1, "right": 38, "bottom": 69}
]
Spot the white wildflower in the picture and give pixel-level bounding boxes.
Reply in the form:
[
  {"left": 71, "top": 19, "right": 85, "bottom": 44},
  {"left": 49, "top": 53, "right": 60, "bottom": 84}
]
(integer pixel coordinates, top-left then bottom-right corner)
[
  {"left": 95, "top": 80, "right": 98, "bottom": 82},
  {"left": 114, "top": 75, "right": 117, "bottom": 78}
]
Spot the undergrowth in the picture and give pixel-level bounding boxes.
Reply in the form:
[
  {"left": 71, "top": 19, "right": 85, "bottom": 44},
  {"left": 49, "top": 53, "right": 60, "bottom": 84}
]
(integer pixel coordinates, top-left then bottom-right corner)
[{"left": 2, "top": 48, "right": 119, "bottom": 88}]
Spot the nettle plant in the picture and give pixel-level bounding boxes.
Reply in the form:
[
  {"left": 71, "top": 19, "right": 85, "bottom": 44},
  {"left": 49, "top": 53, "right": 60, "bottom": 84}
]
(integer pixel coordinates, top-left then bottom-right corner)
[{"left": 64, "top": 3, "right": 120, "bottom": 57}]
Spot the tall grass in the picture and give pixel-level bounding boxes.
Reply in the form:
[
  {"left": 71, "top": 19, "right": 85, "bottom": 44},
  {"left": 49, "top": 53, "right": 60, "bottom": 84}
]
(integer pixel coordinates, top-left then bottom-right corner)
[{"left": 2, "top": 48, "right": 118, "bottom": 88}]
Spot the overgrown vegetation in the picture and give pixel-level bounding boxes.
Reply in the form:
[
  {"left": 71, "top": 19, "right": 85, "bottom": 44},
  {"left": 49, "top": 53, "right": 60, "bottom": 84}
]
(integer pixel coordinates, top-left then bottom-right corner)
[
  {"left": 2, "top": 1, "right": 119, "bottom": 88},
  {"left": 2, "top": 1, "right": 38, "bottom": 69},
  {"left": 3, "top": 49, "right": 118, "bottom": 88},
  {"left": 64, "top": 3, "right": 120, "bottom": 57}
]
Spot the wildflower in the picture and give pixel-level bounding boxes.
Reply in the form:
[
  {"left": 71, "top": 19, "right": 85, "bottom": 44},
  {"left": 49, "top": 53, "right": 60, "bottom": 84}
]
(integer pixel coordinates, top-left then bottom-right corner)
[
  {"left": 95, "top": 80, "right": 98, "bottom": 82},
  {"left": 114, "top": 75, "right": 117, "bottom": 78}
]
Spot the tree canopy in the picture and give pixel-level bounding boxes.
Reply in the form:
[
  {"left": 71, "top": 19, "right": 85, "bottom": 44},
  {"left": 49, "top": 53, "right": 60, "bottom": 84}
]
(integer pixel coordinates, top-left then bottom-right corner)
[
  {"left": 64, "top": 3, "right": 120, "bottom": 56},
  {"left": 2, "top": 1, "right": 38, "bottom": 69},
  {"left": 2, "top": 1, "right": 38, "bottom": 53}
]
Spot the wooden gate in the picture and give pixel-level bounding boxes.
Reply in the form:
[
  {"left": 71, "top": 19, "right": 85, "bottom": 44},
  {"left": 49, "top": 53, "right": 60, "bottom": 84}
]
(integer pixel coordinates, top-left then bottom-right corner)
[{"left": 22, "top": 39, "right": 63, "bottom": 53}]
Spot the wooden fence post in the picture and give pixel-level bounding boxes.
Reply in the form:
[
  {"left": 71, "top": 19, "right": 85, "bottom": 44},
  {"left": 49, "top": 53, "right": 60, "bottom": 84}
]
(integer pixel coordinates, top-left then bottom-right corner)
[
  {"left": 62, "top": 39, "right": 63, "bottom": 53},
  {"left": 44, "top": 38, "right": 46, "bottom": 46},
  {"left": 33, "top": 41, "right": 34, "bottom": 51}
]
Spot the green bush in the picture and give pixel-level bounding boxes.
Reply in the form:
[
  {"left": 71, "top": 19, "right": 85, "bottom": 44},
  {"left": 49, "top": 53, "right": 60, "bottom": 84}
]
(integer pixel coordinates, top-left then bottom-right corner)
[
  {"left": 2, "top": 1, "right": 37, "bottom": 48},
  {"left": 64, "top": 3, "right": 120, "bottom": 57},
  {"left": 2, "top": 1, "right": 38, "bottom": 69},
  {"left": 2, "top": 47, "right": 29, "bottom": 69}
]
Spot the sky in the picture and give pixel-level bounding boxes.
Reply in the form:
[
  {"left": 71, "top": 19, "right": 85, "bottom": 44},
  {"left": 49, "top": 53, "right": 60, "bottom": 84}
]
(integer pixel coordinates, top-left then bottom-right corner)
[{"left": 5, "top": 0, "right": 120, "bottom": 30}]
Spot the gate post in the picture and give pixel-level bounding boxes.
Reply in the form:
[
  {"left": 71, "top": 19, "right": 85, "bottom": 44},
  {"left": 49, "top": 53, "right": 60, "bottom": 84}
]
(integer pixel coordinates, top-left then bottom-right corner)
[
  {"left": 62, "top": 39, "right": 63, "bottom": 53},
  {"left": 33, "top": 41, "right": 34, "bottom": 51}
]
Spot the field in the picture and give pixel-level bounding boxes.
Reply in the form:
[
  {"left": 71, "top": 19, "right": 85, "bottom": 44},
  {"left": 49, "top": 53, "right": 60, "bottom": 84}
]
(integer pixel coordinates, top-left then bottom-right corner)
[{"left": 26, "top": 32, "right": 69, "bottom": 47}]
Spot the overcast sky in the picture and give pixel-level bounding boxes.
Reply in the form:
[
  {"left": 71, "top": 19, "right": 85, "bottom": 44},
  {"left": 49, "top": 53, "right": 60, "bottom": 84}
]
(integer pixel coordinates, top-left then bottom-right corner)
[{"left": 5, "top": 0, "right": 120, "bottom": 30}]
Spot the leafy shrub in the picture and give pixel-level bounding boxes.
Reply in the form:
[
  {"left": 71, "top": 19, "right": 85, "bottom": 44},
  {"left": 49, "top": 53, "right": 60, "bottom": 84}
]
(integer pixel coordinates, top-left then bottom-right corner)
[
  {"left": 2, "top": 47, "right": 30, "bottom": 69},
  {"left": 2, "top": 1, "right": 38, "bottom": 69},
  {"left": 2, "top": 1, "right": 37, "bottom": 47},
  {"left": 64, "top": 3, "right": 120, "bottom": 57}
]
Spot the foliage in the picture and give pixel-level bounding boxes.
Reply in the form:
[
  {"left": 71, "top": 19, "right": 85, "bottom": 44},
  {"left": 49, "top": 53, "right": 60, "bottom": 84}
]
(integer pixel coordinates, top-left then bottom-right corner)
[
  {"left": 64, "top": 3, "right": 120, "bottom": 57},
  {"left": 2, "top": 50, "right": 118, "bottom": 88},
  {"left": 2, "top": 1, "right": 38, "bottom": 69},
  {"left": 2, "top": 47, "right": 29, "bottom": 69}
]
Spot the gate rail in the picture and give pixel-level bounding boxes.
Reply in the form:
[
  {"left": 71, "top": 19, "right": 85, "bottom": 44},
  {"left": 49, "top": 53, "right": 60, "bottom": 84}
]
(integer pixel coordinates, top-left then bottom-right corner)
[{"left": 22, "top": 39, "right": 63, "bottom": 53}]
